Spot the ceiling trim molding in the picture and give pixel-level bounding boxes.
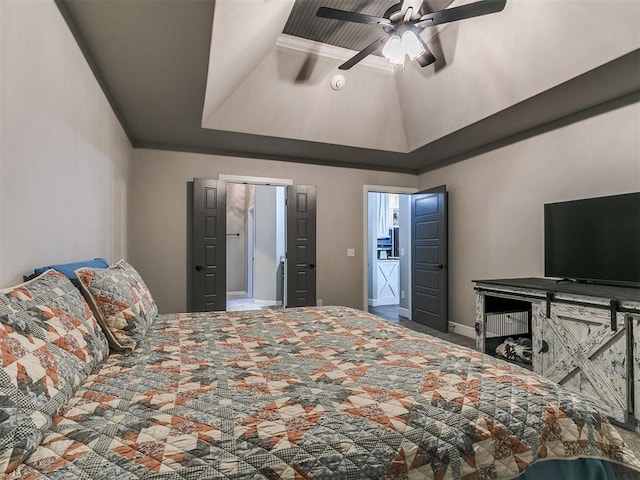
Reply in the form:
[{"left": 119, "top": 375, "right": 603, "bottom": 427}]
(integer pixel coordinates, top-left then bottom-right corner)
[
  {"left": 275, "top": 34, "right": 397, "bottom": 73},
  {"left": 133, "top": 141, "right": 419, "bottom": 174}
]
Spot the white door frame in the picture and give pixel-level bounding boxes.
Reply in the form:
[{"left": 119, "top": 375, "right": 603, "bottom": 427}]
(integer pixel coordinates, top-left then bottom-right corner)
[
  {"left": 363, "top": 185, "right": 418, "bottom": 318},
  {"left": 247, "top": 207, "right": 255, "bottom": 298},
  {"left": 218, "top": 174, "right": 293, "bottom": 186}
]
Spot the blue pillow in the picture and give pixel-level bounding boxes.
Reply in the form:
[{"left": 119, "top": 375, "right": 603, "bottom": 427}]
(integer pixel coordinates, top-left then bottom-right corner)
[{"left": 34, "top": 258, "right": 109, "bottom": 283}]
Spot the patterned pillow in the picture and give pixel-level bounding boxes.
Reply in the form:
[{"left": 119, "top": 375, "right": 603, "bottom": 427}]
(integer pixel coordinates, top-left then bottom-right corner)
[
  {"left": 76, "top": 260, "right": 157, "bottom": 352},
  {"left": 0, "top": 305, "right": 79, "bottom": 474},
  {"left": 0, "top": 270, "right": 109, "bottom": 374},
  {"left": 112, "top": 260, "right": 158, "bottom": 320}
]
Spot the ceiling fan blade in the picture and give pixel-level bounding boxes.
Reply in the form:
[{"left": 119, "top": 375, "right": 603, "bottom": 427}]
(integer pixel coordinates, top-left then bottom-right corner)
[
  {"left": 413, "top": 33, "right": 437, "bottom": 67},
  {"left": 316, "top": 7, "right": 391, "bottom": 25},
  {"left": 339, "top": 36, "right": 389, "bottom": 70},
  {"left": 414, "top": 0, "right": 506, "bottom": 28}
]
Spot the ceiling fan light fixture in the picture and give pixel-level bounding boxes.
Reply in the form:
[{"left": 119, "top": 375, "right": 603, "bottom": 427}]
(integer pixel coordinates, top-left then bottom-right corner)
[
  {"left": 382, "top": 31, "right": 425, "bottom": 66},
  {"left": 317, "top": 0, "right": 508, "bottom": 70},
  {"left": 402, "top": 30, "right": 425, "bottom": 61},
  {"left": 381, "top": 34, "right": 405, "bottom": 65}
]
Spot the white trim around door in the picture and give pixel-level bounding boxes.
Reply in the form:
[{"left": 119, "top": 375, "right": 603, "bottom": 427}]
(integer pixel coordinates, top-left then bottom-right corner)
[{"left": 218, "top": 174, "right": 293, "bottom": 186}]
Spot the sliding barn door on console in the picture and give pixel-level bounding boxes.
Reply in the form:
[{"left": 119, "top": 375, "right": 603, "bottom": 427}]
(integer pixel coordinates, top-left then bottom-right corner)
[
  {"left": 411, "top": 185, "right": 448, "bottom": 332},
  {"left": 192, "top": 178, "right": 226, "bottom": 312},
  {"left": 286, "top": 185, "right": 317, "bottom": 307}
]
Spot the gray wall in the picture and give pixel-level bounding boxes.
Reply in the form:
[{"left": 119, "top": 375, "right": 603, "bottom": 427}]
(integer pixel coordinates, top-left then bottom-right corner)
[
  {"left": 129, "top": 149, "right": 417, "bottom": 313},
  {"left": 226, "top": 183, "right": 247, "bottom": 293},
  {"left": 254, "top": 185, "right": 277, "bottom": 302},
  {"left": 0, "top": 1, "right": 132, "bottom": 286},
  {"left": 418, "top": 101, "right": 640, "bottom": 332}
]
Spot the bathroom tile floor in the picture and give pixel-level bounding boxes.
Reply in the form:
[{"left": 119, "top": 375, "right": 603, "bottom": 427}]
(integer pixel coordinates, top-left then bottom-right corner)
[{"left": 226, "top": 294, "right": 282, "bottom": 311}]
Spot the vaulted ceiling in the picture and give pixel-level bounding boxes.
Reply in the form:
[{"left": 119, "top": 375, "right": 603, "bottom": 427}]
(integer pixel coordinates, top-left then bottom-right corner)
[{"left": 57, "top": 0, "right": 640, "bottom": 174}]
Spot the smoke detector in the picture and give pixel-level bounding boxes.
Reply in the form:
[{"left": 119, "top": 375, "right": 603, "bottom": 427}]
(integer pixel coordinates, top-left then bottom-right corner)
[{"left": 330, "top": 74, "right": 345, "bottom": 91}]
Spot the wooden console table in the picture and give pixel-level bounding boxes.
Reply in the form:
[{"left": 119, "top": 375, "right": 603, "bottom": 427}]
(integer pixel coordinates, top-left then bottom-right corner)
[{"left": 474, "top": 278, "right": 640, "bottom": 430}]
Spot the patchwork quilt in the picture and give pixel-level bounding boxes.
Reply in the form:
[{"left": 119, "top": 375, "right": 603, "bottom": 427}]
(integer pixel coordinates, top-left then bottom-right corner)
[{"left": 7, "top": 306, "right": 640, "bottom": 479}]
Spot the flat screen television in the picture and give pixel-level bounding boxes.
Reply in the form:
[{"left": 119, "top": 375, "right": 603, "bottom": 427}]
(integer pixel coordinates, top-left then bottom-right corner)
[{"left": 544, "top": 192, "right": 640, "bottom": 287}]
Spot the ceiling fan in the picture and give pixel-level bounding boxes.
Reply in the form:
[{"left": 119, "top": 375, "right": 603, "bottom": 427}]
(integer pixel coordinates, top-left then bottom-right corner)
[{"left": 316, "top": 0, "right": 506, "bottom": 70}]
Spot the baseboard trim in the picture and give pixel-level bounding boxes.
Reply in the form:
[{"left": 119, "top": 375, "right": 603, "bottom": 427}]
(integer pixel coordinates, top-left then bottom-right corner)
[
  {"left": 253, "top": 299, "right": 283, "bottom": 306},
  {"left": 368, "top": 298, "right": 398, "bottom": 307},
  {"left": 448, "top": 321, "right": 475, "bottom": 339},
  {"left": 227, "top": 291, "right": 248, "bottom": 298},
  {"left": 398, "top": 307, "right": 411, "bottom": 320}
]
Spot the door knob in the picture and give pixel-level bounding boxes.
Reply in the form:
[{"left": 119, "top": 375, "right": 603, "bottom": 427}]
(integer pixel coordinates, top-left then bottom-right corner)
[
  {"left": 195, "top": 265, "right": 203, "bottom": 271},
  {"left": 427, "top": 264, "right": 446, "bottom": 271},
  {"left": 306, "top": 263, "right": 315, "bottom": 269}
]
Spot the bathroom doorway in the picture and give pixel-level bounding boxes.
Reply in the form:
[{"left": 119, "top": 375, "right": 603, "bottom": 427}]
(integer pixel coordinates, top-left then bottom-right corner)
[
  {"left": 366, "top": 191, "right": 412, "bottom": 321},
  {"left": 226, "top": 183, "right": 286, "bottom": 311}
]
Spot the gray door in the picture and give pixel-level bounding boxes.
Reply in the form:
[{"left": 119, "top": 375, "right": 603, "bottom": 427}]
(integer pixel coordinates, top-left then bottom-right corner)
[
  {"left": 411, "top": 185, "right": 448, "bottom": 331},
  {"left": 286, "top": 185, "right": 317, "bottom": 307},
  {"left": 192, "top": 178, "right": 226, "bottom": 312}
]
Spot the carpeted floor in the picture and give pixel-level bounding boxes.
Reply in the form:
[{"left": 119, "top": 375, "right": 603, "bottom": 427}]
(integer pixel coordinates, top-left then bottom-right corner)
[{"left": 368, "top": 304, "right": 475, "bottom": 348}]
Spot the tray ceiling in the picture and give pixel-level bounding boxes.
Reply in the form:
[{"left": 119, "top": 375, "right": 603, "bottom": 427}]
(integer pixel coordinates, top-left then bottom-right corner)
[{"left": 55, "top": 0, "right": 640, "bottom": 174}]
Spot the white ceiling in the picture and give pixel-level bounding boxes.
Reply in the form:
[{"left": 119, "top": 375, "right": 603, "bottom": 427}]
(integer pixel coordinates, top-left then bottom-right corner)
[{"left": 202, "top": 0, "right": 640, "bottom": 153}]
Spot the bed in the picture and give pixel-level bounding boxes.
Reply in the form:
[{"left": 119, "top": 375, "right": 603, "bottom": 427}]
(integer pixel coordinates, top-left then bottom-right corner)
[{"left": 1, "top": 264, "right": 639, "bottom": 479}]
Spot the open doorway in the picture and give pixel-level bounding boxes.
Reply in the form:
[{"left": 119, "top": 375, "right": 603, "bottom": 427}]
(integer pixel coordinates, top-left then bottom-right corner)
[
  {"left": 226, "top": 183, "right": 286, "bottom": 311},
  {"left": 366, "top": 191, "right": 412, "bottom": 322},
  {"left": 191, "top": 176, "right": 316, "bottom": 312}
]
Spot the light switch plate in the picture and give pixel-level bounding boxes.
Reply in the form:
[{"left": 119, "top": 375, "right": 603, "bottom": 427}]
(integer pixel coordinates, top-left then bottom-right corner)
[{"left": 347, "top": 248, "right": 355, "bottom": 257}]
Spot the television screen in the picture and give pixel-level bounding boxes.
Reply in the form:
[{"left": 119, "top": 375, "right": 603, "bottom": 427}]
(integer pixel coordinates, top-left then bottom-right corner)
[{"left": 544, "top": 192, "right": 640, "bottom": 286}]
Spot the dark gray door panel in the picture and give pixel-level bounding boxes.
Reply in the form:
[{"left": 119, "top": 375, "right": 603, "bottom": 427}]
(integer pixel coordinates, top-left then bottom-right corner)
[
  {"left": 192, "top": 178, "right": 226, "bottom": 311},
  {"left": 286, "top": 185, "right": 317, "bottom": 307},
  {"left": 412, "top": 185, "right": 448, "bottom": 331}
]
